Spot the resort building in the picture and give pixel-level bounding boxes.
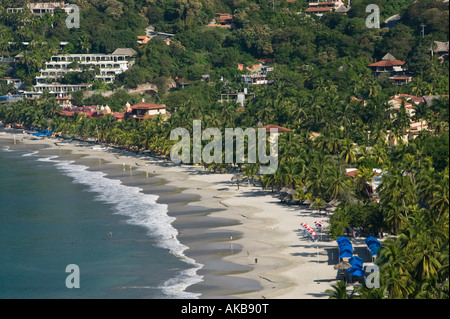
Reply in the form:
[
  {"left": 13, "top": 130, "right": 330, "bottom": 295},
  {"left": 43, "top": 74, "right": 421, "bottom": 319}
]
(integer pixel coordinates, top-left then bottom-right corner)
[
  {"left": 385, "top": 95, "right": 429, "bottom": 146},
  {"left": 33, "top": 83, "right": 93, "bottom": 98},
  {"left": 304, "top": 0, "right": 350, "bottom": 16},
  {"left": 60, "top": 105, "right": 125, "bottom": 121},
  {"left": 34, "top": 49, "right": 137, "bottom": 97},
  {"left": 241, "top": 66, "right": 274, "bottom": 86},
  {"left": 7, "top": 2, "right": 72, "bottom": 17},
  {"left": 241, "top": 74, "right": 270, "bottom": 85}
]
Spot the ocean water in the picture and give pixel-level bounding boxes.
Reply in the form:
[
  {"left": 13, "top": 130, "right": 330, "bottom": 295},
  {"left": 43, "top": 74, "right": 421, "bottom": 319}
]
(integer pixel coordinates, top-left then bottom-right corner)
[{"left": 0, "top": 145, "right": 202, "bottom": 299}]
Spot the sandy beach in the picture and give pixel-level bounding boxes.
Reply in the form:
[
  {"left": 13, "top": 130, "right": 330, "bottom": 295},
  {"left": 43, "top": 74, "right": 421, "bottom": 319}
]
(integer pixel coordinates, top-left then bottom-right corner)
[{"left": 0, "top": 128, "right": 369, "bottom": 299}]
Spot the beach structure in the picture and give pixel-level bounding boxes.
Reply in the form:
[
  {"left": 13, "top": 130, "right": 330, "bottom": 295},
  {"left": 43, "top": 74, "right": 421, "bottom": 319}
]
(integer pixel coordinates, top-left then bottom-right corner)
[
  {"left": 300, "top": 223, "right": 317, "bottom": 240},
  {"left": 336, "top": 236, "right": 353, "bottom": 261},
  {"left": 347, "top": 256, "right": 365, "bottom": 279},
  {"left": 364, "top": 236, "right": 381, "bottom": 262}
]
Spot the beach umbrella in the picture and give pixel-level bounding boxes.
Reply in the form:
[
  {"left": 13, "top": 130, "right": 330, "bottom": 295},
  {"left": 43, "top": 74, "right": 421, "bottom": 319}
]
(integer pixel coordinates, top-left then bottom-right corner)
[
  {"left": 334, "top": 261, "right": 351, "bottom": 270},
  {"left": 231, "top": 173, "right": 243, "bottom": 181},
  {"left": 280, "top": 187, "right": 290, "bottom": 194},
  {"left": 327, "top": 199, "right": 340, "bottom": 208},
  {"left": 286, "top": 188, "right": 297, "bottom": 196}
]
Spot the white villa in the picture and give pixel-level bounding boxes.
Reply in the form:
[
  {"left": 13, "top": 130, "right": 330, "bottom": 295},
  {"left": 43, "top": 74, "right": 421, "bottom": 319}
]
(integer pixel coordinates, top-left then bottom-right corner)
[
  {"left": 304, "top": 0, "right": 349, "bottom": 16},
  {"left": 7, "top": 2, "right": 72, "bottom": 17},
  {"left": 34, "top": 49, "right": 136, "bottom": 97}
]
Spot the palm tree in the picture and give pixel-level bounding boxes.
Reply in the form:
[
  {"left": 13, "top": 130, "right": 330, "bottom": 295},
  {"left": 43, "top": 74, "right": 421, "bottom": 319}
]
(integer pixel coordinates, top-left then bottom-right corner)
[
  {"left": 354, "top": 167, "right": 375, "bottom": 200},
  {"left": 339, "top": 138, "right": 357, "bottom": 164},
  {"left": 325, "top": 281, "right": 354, "bottom": 299},
  {"left": 383, "top": 200, "right": 408, "bottom": 234},
  {"left": 256, "top": 99, "right": 275, "bottom": 125},
  {"left": 410, "top": 234, "right": 443, "bottom": 283},
  {"left": 325, "top": 167, "right": 351, "bottom": 201},
  {"left": 242, "top": 163, "right": 260, "bottom": 186},
  {"left": 412, "top": 102, "right": 430, "bottom": 131}
]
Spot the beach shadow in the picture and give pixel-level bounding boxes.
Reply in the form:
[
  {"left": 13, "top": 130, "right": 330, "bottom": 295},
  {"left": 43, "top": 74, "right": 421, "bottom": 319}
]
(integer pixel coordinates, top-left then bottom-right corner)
[
  {"left": 353, "top": 246, "right": 373, "bottom": 263},
  {"left": 306, "top": 291, "right": 331, "bottom": 298}
]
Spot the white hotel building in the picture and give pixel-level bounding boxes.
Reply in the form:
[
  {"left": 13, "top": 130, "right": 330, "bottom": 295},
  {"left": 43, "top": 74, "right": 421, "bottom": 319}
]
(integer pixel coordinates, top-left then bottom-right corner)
[{"left": 33, "top": 49, "right": 136, "bottom": 98}]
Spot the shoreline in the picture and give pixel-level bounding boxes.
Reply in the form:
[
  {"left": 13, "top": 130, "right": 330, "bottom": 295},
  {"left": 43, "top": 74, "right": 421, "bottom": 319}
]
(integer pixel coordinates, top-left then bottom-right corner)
[{"left": 0, "top": 128, "right": 344, "bottom": 299}]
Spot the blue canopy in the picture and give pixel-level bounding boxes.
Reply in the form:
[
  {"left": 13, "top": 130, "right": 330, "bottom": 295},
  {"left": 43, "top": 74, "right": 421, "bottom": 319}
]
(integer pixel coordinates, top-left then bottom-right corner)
[
  {"left": 32, "top": 130, "right": 54, "bottom": 137},
  {"left": 348, "top": 256, "right": 364, "bottom": 277},
  {"left": 349, "top": 256, "right": 363, "bottom": 269},
  {"left": 348, "top": 268, "right": 365, "bottom": 277},
  {"left": 337, "top": 236, "right": 353, "bottom": 259},
  {"left": 365, "top": 236, "right": 381, "bottom": 256}
]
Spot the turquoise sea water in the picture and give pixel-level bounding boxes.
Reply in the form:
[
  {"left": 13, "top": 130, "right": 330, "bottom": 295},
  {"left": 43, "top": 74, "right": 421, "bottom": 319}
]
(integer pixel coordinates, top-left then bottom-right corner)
[{"left": 0, "top": 145, "right": 202, "bottom": 299}]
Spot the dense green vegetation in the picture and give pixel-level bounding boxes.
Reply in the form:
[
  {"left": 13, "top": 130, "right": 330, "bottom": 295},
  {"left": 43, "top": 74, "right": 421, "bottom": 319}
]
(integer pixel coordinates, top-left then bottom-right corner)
[{"left": 0, "top": 0, "right": 448, "bottom": 299}]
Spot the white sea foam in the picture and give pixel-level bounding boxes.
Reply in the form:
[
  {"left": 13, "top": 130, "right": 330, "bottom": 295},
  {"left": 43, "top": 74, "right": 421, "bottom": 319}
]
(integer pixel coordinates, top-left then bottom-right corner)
[
  {"left": 1, "top": 145, "right": 11, "bottom": 152},
  {"left": 37, "top": 156, "right": 203, "bottom": 298},
  {"left": 22, "top": 151, "right": 39, "bottom": 157}
]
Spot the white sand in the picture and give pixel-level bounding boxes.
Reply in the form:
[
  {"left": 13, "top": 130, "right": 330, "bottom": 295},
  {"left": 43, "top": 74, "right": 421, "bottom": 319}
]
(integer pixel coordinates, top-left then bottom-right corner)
[{"left": 1, "top": 129, "right": 344, "bottom": 299}]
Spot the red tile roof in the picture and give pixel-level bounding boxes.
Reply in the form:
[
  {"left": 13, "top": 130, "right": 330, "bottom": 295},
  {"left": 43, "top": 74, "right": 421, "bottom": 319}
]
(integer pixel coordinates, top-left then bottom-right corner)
[
  {"left": 368, "top": 60, "right": 405, "bottom": 67},
  {"left": 260, "top": 124, "right": 293, "bottom": 132},
  {"left": 304, "top": 7, "right": 333, "bottom": 12},
  {"left": 131, "top": 102, "right": 166, "bottom": 110},
  {"left": 112, "top": 112, "right": 125, "bottom": 119},
  {"left": 345, "top": 170, "right": 358, "bottom": 178}
]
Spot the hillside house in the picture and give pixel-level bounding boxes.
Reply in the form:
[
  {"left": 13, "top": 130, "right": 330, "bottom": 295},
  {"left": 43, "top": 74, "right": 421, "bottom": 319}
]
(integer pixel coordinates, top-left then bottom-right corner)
[
  {"left": 430, "top": 41, "right": 449, "bottom": 62},
  {"left": 207, "top": 13, "right": 235, "bottom": 29},
  {"left": 368, "top": 53, "right": 405, "bottom": 75},
  {"left": 125, "top": 102, "right": 168, "bottom": 121}
]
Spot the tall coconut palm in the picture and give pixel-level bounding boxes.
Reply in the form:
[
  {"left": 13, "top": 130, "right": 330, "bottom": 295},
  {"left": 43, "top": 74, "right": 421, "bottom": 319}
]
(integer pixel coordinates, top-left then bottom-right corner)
[{"left": 339, "top": 138, "right": 357, "bottom": 164}]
